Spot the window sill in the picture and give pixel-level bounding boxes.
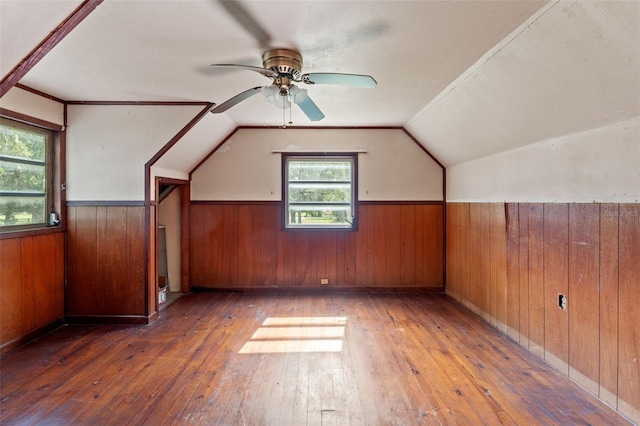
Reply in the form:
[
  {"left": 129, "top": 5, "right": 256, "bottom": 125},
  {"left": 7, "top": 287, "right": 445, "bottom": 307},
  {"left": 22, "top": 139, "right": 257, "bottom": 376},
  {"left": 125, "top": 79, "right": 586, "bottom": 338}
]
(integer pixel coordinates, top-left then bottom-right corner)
[
  {"left": 0, "top": 225, "right": 65, "bottom": 240},
  {"left": 284, "top": 225, "right": 357, "bottom": 232}
]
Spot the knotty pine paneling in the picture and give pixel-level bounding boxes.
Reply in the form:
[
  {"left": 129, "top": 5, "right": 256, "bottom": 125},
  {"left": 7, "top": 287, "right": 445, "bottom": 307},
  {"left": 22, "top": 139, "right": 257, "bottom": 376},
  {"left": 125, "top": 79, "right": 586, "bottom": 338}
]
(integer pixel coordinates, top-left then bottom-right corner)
[
  {"left": 1, "top": 238, "right": 22, "bottom": 343},
  {"left": 599, "top": 204, "right": 619, "bottom": 408},
  {"left": 505, "top": 203, "right": 520, "bottom": 341},
  {"left": 527, "top": 203, "right": 545, "bottom": 358},
  {"left": 66, "top": 205, "right": 146, "bottom": 319},
  {"left": 543, "top": 203, "right": 569, "bottom": 374},
  {"left": 372, "top": 205, "right": 387, "bottom": 286},
  {"left": 467, "top": 204, "right": 484, "bottom": 315},
  {"left": 568, "top": 203, "right": 600, "bottom": 394},
  {"left": 422, "top": 204, "right": 444, "bottom": 287},
  {"left": 147, "top": 203, "right": 156, "bottom": 317},
  {"left": 446, "top": 203, "right": 471, "bottom": 308},
  {"left": 0, "top": 232, "right": 64, "bottom": 351},
  {"left": 360, "top": 203, "right": 377, "bottom": 286},
  {"left": 189, "top": 202, "right": 444, "bottom": 289},
  {"left": 478, "top": 203, "right": 492, "bottom": 322},
  {"left": 618, "top": 204, "right": 640, "bottom": 422},
  {"left": 32, "top": 234, "right": 64, "bottom": 328},
  {"left": 189, "top": 203, "right": 205, "bottom": 285},
  {"left": 445, "top": 203, "right": 459, "bottom": 301},
  {"left": 20, "top": 236, "right": 36, "bottom": 332},
  {"left": 446, "top": 202, "right": 640, "bottom": 424},
  {"left": 517, "top": 204, "right": 530, "bottom": 349},
  {"left": 489, "top": 203, "right": 507, "bottom": 332},
  {"left": 400, "top": 204, "right": 418, "bottom": 286},
  {"left": 459, "top": 203, "right": 471, "bottom": 305}
]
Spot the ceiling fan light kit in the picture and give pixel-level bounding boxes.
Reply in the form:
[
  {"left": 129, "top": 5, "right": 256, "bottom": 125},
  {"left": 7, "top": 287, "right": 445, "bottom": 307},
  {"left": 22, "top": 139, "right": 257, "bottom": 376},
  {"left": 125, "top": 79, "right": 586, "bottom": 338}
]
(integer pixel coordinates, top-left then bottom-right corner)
[
  {"left": 210, "top": 48, "right": 376, "bottom": 123},
  {"left": 261, "top": 85, "right": 289, "bottom": 109}
]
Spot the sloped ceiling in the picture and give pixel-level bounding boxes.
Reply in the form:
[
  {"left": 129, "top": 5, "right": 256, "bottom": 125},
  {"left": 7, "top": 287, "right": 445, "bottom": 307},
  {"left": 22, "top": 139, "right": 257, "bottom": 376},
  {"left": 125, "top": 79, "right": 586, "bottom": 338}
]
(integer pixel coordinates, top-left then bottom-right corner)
[
  {"left": 3, "top": 0, "right": 546, "bottom": 126},
  {"left": 1, "top": 0, "right": 638, "bottom": 167},
  {"left": 407, "top": 0, "right": 640, "bottom": 166}
]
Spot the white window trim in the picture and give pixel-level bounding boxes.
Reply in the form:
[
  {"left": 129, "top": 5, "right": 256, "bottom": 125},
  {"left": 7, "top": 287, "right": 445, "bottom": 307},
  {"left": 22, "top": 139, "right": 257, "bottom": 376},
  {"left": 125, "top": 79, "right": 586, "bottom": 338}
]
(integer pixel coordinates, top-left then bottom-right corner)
[{"left": 283, "top": 153, "right": 358, "bottom": 231}]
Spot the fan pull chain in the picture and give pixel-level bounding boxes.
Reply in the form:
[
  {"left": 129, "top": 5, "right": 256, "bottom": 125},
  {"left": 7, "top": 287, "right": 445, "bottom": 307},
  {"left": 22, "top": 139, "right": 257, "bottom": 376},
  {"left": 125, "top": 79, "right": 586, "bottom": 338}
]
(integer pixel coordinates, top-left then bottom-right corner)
[
  {"left": 282, "top": 102, "right": 286, "bottom": 128},
  {"left": 289, "top": 95, "right": 293, "bottom": 126}
]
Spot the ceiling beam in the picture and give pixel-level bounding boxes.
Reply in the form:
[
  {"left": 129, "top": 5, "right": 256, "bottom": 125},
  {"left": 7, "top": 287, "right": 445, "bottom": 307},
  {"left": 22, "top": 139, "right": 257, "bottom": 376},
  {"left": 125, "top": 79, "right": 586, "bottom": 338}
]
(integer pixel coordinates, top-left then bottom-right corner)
[{"left": 0, "top": 0, "right": 104, "bottom": 98}]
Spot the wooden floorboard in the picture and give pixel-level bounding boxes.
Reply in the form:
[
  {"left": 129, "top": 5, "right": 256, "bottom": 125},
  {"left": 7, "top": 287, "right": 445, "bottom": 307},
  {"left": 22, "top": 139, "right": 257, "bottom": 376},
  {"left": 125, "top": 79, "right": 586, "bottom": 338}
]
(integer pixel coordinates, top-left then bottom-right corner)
[{"left": 0, "top": 292, "right": 631, "bottom": 425}]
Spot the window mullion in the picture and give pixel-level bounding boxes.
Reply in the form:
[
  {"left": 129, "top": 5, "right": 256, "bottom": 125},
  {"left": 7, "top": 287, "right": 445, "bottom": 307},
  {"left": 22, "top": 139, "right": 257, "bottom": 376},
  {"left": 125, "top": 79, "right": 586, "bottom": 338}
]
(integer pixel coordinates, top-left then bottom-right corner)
[
  {"left": 284, "top": 154, "right": 356, "bottom": 230},
  {"left": 0, "top": 117, "right": 53, "bottom": 229}
]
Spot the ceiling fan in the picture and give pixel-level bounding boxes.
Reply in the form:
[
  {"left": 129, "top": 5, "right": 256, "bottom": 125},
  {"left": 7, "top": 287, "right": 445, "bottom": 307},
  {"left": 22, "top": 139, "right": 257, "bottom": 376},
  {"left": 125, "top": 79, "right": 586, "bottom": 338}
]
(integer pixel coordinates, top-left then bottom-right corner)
[{"left": 210, "top": 48, "right": 377, "bottom": 122}]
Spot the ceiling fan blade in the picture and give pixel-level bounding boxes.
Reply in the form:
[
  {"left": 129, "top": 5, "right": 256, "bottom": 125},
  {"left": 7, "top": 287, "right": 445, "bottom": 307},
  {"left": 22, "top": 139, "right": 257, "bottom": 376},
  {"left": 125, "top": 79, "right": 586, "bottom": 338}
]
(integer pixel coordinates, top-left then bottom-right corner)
[
  {"left": 297, "top": 96, "right": 325, "bottom": 122},
  {"left": 217, "top": 0, "right": 271, "bottom": 48},
  {"left": 211, "top": 64, "right": 277, "bottom": 79},
  {"left": 302, "top": 73, "right": 377, "bottom": 88},
  {"left": 211, "top": 86, "right": 262, "bottom": 113}
]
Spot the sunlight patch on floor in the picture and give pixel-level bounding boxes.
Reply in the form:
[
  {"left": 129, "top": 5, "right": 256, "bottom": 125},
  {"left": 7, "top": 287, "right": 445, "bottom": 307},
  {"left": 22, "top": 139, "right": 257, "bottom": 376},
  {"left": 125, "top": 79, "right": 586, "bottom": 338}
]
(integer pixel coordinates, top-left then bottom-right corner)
[
  {"left": 239, "top": 316, "right": 347, "bottom": 354},
  {"left": 262, "top": 317, "right": 347, "bottom": 326},
  {"left": 251, "top": 326, "right": 345, "bottom": 340},
  {"left": 239, "top": 339, "right": 343, "bottom": 354}
]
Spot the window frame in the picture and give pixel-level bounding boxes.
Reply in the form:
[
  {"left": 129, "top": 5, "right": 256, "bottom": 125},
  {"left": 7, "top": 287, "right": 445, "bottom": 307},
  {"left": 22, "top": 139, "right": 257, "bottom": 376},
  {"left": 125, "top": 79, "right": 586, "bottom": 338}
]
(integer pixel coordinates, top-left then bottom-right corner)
[
  {"left": 0, "top": 110, "right": 63, "bottom": 237},
  {"left": 282, "top": 153, "right": 358, "bottom": 231}
]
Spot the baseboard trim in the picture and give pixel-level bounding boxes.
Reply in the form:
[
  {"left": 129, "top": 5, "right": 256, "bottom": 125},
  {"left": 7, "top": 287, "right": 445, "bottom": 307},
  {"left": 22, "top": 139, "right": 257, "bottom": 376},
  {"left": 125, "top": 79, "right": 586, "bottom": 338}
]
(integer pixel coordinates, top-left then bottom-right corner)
[
  {"left": 190, "top": 286, "right": 445, "bottom": 294},
  {"left": 64, "top": 315, "right": 152, "bottom": 325},
  {"left": 0, "top": 319, "right": 65, "bottom": 355}
]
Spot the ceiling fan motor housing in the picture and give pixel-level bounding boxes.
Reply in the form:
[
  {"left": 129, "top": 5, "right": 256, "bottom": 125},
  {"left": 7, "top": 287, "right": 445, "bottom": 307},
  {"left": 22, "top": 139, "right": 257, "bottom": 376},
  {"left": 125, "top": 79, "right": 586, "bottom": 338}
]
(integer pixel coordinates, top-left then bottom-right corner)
[{"left": 262, "top": 49, "right": 303, "bottom": 80}]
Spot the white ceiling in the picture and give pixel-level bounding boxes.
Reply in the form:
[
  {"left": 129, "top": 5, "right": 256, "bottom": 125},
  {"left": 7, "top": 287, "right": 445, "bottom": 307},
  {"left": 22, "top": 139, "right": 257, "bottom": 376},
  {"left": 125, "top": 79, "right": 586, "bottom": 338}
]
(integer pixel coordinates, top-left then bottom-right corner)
[
  {"left": 3, "top": 1, "right": 547, "bottom": 125},
  {"left": 407, "top": 0, "right": 640, "bottom": 166},
  {"left": 2, "top": 0, "right": 639, "bottom": 166}
]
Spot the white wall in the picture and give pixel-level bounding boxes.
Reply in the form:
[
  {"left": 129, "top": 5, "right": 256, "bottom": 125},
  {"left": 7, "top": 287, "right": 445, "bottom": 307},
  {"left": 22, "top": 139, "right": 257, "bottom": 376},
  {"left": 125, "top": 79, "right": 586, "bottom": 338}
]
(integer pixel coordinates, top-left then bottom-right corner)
[
  {"left": 0, "top": 87, "right": 64, "bottom": 125},
  {"left": 158, "top": 188, "right": 181, "bottom": 293},
  {"left": 191, "top": 128, "right": 443, "bottom": 201},
  {"left": 447, "top": 117, "right": 640, "bottom": 203},
  {"left": 66, "top": 104, "right": 203, "bottom": 201},
  {"left": 150, "top": 112, "right": 236, "bottom": 200}
]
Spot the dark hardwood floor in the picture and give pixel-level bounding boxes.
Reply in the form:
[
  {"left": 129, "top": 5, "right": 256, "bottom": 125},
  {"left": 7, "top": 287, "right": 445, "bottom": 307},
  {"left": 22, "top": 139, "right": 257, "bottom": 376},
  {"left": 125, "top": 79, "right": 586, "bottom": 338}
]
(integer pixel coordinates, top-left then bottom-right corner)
[{"left": 0, "top": 292, "right": 630, "bottom": 425}]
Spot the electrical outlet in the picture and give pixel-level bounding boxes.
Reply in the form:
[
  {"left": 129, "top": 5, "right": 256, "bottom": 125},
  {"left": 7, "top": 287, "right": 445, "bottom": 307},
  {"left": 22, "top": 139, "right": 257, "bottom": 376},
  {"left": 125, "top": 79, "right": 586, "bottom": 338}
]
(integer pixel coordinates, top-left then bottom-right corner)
[
  {"left": 320, "top": 278, "right": 329, "bottom": 285},
  {"left": 558, "top": 294, "right": 567, "bottom": 310},
  {"left": 159, "top": 288, "right": 167, "bottom": 304}
]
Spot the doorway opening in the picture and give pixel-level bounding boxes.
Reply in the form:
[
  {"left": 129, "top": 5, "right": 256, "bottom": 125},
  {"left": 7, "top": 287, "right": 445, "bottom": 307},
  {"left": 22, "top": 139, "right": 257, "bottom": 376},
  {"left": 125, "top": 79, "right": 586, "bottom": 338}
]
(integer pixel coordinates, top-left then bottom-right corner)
[{"left": 155, "top": 177, "right": 190, "bottom": 311}]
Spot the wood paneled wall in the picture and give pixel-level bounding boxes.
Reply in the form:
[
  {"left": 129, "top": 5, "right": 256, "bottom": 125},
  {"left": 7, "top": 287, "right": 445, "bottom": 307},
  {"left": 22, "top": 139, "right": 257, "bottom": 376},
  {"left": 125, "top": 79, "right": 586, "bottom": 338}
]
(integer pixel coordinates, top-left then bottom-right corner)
[
  {"left": 0, "top": 232, "right": 64, "bottom": 352},
  {"left": 446, "top": 202, "right": 640, "bottom": 424},
  {"left": 66, "top": 205, "right": 147, "bottom": 321},
  {"left": 190, "top": 202, "right": 444, "bottom": 289}
]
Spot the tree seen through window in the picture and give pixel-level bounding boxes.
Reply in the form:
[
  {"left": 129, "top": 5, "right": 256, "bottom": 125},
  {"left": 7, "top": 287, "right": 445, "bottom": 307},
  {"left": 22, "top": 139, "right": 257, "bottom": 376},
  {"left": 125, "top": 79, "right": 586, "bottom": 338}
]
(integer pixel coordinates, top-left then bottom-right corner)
[
  {"left": 285, "top": 156, "right": 356, "bottom": 229},
  {"left": 0, "top": 118, "right": 50, "bottom": 227}
]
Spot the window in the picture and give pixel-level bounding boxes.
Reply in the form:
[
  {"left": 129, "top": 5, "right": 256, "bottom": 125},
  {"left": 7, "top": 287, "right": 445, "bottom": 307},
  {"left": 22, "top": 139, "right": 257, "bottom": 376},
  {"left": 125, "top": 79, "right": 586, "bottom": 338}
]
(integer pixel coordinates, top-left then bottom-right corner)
[
  {"left": 0, "top": 117, "right": 53, "bottom": 230},
  {"left": 283, "top": 154, "right": 357, "bottom": 229}
]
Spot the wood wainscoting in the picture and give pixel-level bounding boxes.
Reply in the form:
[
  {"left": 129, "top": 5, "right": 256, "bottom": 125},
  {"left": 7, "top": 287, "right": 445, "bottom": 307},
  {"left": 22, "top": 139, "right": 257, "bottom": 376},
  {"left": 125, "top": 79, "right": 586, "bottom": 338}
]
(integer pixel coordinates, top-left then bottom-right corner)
[
  {"left": 446, "top": 202, "right": 640, "bottom": 424},
  {"left": 190, "top": 201, "right": 444, "bottom": 290},
  {"left": 66, "top": 204, "right": 147, "bottom": 322},
  {"left": 0, "top": 232, "right": 65, "bottom": 352}
]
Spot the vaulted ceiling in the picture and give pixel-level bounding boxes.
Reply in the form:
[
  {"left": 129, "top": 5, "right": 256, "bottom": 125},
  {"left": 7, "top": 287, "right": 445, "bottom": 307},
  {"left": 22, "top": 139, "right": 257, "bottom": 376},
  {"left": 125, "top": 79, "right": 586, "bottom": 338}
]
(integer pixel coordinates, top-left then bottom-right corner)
[{"left": 2, "top": 0, "right": 639, "bottom": 166}]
